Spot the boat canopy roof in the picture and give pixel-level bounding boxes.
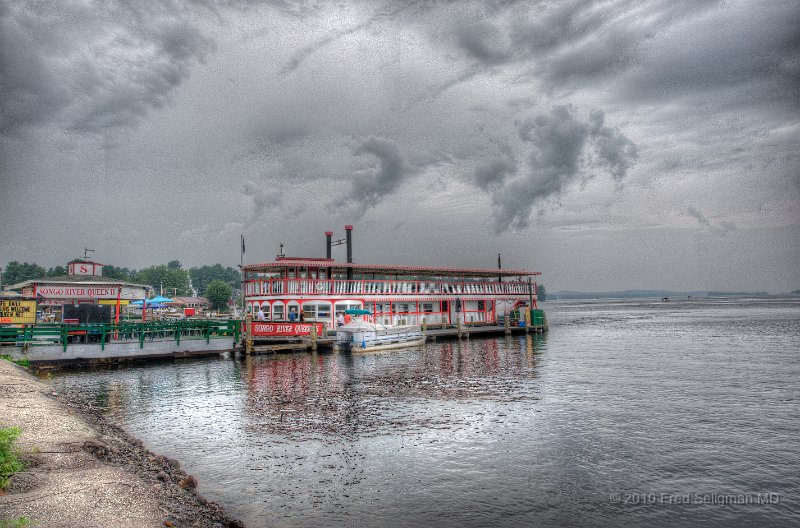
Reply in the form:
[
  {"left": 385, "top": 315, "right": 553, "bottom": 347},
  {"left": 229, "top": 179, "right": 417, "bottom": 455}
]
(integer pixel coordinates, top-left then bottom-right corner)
[
  {"left": 344, "top": 309, "right": 373, "bottom": 315},
  {"left": 243, "top": 258, "right": 540, "bottom": 278}
]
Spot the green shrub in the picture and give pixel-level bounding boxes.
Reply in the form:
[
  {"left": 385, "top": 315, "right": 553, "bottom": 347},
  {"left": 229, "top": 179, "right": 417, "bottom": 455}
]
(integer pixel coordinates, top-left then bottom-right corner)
[
  {"left": 0, "top": 356, "right": 29, "bottom": 368},
  {"left": 0, "top": 518, "right": 34, "bottom": 528},
  {"left": 0, "top": 426, "right": 24, "bottom": 490}
]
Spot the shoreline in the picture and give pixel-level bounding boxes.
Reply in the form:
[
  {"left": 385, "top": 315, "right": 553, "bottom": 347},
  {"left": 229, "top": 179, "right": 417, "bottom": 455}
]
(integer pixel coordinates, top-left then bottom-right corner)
[{"left": 0, "top": 360, "right": 246, "bottom": 528}]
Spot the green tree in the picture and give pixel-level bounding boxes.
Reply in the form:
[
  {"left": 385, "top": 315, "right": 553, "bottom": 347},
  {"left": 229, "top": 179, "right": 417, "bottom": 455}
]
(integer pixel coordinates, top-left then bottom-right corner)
[
  {"left": 205, "top": 280, "right": 232, "bottom": 311},
  {"left": 189, "top": 264, "right": 240, "bottom": 296},
  {"left": 103, "top": 265, "right": 134, "bottom": 281},
  {"left": 167, "top": 260, "right": 182, "bottom": 270},
  {"left": 2, "top": 262, "right": 46, "bottom": 286},
  {"left": 537, "top": 284, "right": 547, "bottom": 301},
  {"left": 134, "top": 265, "right": 191, "bottom": 296},
  {"left": 46, "top": 265, "right": 68, "bottom": 277}
]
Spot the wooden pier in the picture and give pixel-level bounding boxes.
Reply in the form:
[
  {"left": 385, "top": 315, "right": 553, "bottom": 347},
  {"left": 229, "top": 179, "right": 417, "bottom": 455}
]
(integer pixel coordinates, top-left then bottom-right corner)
[{"left": 423, "top": 323, "right": 548, "bottom": 341}]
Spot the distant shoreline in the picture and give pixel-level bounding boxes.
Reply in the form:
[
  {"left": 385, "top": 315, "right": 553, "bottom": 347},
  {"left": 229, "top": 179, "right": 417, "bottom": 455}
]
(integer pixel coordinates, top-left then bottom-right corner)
[{"left": 544, "top": 290, "right": 797, "bottom": 300}]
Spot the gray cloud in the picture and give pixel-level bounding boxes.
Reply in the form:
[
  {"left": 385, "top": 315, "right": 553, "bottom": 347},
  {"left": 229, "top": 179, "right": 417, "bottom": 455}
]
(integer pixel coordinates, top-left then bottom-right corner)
[
  {"left": 588, "top": 109, "right": 638, "bottom": 182},
  {"left": 473, "top": 158, "right": 517, "bottom": 191},
  {"left": 687, "top": 205, "right": 736, "bottom": 236},
  {"left": 0, "top": 1, "right": 214, "bottom": 137},
  {"left": 331, "top": 136, "right": 412, "bottom": 216},
  {"left": 279, "top": 2, "right": 419, "bottom": 76},
  {"left": 490, "top": 105, "right": 637, "bottom": 233},
  {"left": 243, "top": 180, "right": 283, "bottom": 221},
  {"left": 453, "top": 17, "right": 511, "bottom": 65}
]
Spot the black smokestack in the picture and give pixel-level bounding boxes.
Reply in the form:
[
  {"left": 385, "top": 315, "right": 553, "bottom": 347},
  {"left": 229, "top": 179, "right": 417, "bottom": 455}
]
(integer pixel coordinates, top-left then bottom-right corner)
[
  {"left": 498, "top": 253, "right": 502, "bottom": 283},
  {"left": 325, "top": 231, "right": 333, "bottom": 259},
  {"left": 345, "top": 225, "right": 353, "bottom": 280}
]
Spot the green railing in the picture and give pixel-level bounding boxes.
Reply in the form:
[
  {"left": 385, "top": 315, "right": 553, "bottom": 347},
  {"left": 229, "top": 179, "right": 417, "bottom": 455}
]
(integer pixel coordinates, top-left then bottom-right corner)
[{"left": 0, "top": 320, "right": 241, "bottom": 353}]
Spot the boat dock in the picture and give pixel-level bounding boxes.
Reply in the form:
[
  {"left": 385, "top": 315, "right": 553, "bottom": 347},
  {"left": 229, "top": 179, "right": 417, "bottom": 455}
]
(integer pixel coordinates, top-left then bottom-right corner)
[
  {"left": 1, "top": 319, "right": 242, "bottom": 365},
  {"left": 3, "top": 317, "right": 548, "bottom": 364}
]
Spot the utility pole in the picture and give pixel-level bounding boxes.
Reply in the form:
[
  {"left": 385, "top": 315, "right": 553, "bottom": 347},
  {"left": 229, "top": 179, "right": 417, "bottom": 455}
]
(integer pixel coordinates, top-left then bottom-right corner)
[{"left": 240, "top": 234, "right": 246, "bottom": 317}]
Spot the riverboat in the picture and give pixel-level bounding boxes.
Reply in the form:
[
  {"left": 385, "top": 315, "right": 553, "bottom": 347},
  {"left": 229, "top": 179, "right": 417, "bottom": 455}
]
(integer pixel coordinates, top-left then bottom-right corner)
[{"left": 242, "top": 226, "right": 541, "bottom": 336}]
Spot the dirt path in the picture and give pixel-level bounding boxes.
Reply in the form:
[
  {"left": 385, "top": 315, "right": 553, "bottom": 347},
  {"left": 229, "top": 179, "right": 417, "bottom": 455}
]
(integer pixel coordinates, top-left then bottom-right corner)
[{"left": 0, "top": 360, "right": 245, "bottom": 528}]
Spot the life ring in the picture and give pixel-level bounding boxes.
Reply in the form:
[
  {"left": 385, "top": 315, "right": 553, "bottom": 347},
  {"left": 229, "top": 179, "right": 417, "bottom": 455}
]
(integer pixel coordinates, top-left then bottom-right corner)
[{"left": 315, "top": 283, "right": 324, "bottom": 292}]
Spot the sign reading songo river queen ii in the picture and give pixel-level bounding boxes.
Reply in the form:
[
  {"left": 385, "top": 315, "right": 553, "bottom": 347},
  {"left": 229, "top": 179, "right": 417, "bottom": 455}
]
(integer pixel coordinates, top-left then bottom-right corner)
[{"left": 0, "top": 300, "right": 37, "bottom": 324}]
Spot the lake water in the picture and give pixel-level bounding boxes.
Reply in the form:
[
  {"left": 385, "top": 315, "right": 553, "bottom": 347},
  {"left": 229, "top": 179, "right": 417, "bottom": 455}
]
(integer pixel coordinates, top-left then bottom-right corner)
[{"left": 46, "top": 298, "right": 800, "bottom": 527}]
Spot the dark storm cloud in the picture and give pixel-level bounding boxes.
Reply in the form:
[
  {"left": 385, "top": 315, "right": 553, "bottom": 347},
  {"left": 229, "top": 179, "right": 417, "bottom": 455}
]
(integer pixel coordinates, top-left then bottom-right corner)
[
  {"left": 439, "top": 0, "right": 798, "bottom": 117},
  {"left": 620, "top": 2, "right": 800, "bottom": 109},
  {"left": 489, "top": 105, "right": 637, "bottom": 233},
  {"left": 331, "top": 136, "right": 412, "bottom": 216},
  {"left": 0, "top": 0, "right": 214, "bottom": 137}
]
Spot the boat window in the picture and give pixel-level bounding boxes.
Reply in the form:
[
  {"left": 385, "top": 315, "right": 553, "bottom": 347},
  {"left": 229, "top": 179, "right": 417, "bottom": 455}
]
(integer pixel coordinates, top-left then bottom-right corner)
[
  {"left": 272, "top": 304, "right": 284, "bottom": 320},
  {"left": 422, "top": 303, "right": 434, "bottom": 313},
  {"left": 302, "top": 302, "right": 332, "bottom": 321}
]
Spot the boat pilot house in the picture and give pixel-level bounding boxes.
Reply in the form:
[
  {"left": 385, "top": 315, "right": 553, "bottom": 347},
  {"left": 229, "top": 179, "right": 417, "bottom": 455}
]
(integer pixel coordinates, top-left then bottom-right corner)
[{"left": 243, "top": 236, "right": 541, "bottom": 332}]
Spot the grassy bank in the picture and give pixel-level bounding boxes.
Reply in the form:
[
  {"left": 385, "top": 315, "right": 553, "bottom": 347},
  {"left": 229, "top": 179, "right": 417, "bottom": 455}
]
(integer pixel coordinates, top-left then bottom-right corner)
[{"left": 0, "top": 426, "right": 23, "bottom": 490}]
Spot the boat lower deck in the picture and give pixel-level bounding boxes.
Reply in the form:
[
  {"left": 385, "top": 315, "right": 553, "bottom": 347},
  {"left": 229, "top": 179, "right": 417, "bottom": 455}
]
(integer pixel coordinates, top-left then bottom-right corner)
[{"left": 244, "top": 323, "right": 548, "bottom": 355}]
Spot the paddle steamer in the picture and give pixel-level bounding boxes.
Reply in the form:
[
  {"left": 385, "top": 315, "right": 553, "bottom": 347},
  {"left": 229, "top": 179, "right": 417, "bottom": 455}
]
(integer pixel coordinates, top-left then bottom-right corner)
[{"left": 242, "top": 226, "right": 541, "bottom": 335}]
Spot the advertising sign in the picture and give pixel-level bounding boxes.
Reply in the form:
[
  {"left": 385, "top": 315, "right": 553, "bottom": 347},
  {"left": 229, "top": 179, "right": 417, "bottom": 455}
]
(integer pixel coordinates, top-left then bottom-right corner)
[
  {"left": 0, "top": 300, "right": 37, "bottom": 324},
  {"left": 251, "top": 321, "right": 324, "bottom": 337},
  {"left": 35, "top": 285, "right": 120, "bottom": 299}
]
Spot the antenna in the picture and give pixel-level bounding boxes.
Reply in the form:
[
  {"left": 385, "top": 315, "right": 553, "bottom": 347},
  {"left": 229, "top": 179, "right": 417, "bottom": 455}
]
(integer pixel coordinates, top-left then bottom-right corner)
[
  {"left": 277, "top": 243, "right": 285, "bottom": 259},
  {"left": 84, "top": 247, "right": 95, "bottom": 260}
]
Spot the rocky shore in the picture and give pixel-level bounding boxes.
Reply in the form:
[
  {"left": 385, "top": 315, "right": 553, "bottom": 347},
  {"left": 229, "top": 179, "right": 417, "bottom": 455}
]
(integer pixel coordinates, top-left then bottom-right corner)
[{"left": 0, "top": 360, "right": 246, "bottom": 528}]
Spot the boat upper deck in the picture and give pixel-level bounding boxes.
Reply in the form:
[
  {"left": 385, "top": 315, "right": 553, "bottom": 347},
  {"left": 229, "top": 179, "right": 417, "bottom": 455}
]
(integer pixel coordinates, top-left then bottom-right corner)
[{"left": 243, "top": 258, "right": 541, "bottom": 299}]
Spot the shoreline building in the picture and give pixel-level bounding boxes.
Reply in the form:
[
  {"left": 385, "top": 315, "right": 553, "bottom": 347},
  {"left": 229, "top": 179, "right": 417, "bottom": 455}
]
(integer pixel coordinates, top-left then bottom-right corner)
[{"left": 7, "top": 259, "right": 150, "bottom": 323}]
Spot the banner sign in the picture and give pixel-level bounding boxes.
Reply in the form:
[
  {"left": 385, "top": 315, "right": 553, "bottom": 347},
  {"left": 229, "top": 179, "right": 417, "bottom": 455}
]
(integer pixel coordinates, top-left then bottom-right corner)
[
  {"left": 120, "top": 287, "right": 146, "bottom": 300},
  {"left": 0, "top": 300, "right": 37, "bottom": 324},
  {"left": 251, "top": 321, "right": 324, "bottom": 337},
  {"left": 35, "top": 285, "right": 120, "bottom": 299}
]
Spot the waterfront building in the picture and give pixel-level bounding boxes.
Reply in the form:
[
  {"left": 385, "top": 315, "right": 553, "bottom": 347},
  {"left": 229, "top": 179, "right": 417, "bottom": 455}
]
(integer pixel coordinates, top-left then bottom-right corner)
[
  {"left": 6, "top": 259, "right": 149, "bottom": 323},
  {"left": 170, "top": 296, "right": 211, "bottom": 316}
]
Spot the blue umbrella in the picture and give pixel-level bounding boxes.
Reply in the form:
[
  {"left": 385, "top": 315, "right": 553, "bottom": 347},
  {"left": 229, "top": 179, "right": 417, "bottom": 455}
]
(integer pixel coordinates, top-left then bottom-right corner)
[{"left": 146, "top": 295, "right": 175, "bottom": 304}]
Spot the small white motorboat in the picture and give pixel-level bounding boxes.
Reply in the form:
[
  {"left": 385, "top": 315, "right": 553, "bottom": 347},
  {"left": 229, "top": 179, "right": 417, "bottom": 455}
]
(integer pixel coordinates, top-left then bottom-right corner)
[{"left": 335, "top": 310, "right": 425, "bottom": 352}]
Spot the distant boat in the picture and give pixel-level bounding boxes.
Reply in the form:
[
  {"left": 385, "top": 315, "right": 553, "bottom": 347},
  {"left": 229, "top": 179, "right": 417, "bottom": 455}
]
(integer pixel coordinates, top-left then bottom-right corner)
[
  {"left": 335, "top": 310, "right": 424, "bottom": 352},
  {"left": 662, "top": 297, "right": 670, "bottom": 302}
]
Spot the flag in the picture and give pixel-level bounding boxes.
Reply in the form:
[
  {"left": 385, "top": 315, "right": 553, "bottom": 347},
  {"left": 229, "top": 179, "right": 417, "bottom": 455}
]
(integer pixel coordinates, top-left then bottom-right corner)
[{"left": 241, "top": 235, "right": 245, "bottom": 255}]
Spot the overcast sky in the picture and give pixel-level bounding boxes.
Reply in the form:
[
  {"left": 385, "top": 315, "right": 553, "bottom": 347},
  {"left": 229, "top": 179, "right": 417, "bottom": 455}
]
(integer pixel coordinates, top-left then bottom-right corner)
[{"left": 1, "top": 0, "right": 798, "bottom": 292}]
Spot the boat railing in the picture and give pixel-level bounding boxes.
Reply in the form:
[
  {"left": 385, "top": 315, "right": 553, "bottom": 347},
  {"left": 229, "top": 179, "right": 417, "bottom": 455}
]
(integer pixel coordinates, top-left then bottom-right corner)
[
  {"left": 0, "top": 320, "right": 242, "bottom": 353},
  {"left": 246, "top": 279, "right": 532, "bottom": 297}
]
